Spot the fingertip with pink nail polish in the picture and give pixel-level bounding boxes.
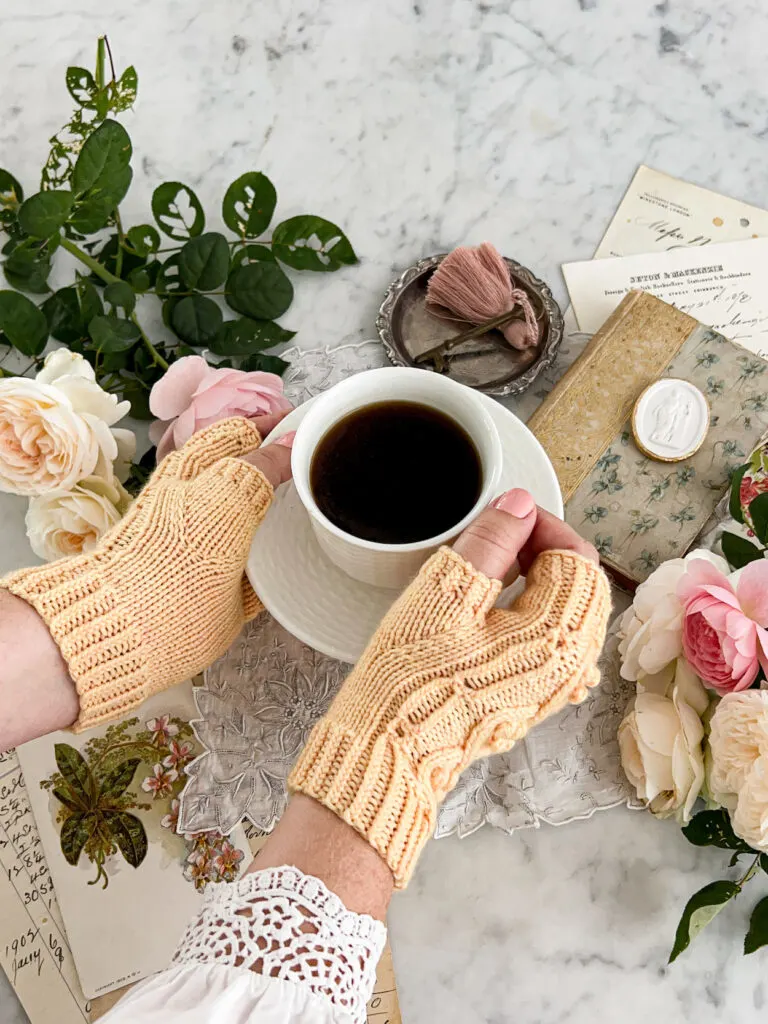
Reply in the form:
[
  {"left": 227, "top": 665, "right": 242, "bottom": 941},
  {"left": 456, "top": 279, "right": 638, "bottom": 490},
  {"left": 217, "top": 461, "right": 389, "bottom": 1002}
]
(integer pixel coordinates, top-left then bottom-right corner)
[
  {"left": 490, "top": 488, "right": 536, "bottom": 519},
  {"left": 275, "top": 430, "right": 297, "bottom": 449}
]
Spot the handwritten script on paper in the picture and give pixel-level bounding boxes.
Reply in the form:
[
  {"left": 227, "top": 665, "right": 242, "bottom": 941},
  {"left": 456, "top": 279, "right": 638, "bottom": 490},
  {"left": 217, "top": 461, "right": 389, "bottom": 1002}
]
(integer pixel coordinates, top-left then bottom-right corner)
[
  {"left": 596, "top": 165, "right": 768, "bottom": 259},
  {"left": 562, "top": 237, "right": 768, "bottom": 358},
  {"left": 0, "top": 748, "right": 91, "bottom": 1024}
]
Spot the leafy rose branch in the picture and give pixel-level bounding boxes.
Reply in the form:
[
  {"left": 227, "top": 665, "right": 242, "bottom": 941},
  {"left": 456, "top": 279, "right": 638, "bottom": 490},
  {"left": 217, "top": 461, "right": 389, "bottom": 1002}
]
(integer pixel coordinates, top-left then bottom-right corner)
[{"left": 0, "top": 37, "right": 356, "bottom": 425}]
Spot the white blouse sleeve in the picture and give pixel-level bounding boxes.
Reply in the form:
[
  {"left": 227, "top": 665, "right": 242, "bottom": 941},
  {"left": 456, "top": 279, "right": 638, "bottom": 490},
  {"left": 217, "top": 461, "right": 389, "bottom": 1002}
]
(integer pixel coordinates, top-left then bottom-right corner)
[{"left": 101, "top": 866, "right": 387, "bottom": 1024}]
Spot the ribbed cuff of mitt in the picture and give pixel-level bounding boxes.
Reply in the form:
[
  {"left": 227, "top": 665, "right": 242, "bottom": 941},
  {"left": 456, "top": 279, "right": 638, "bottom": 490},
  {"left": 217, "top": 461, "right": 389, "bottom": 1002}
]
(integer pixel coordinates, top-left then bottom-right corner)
[{"left": 1, "top": 558, "right": 149, "bottom": 732}]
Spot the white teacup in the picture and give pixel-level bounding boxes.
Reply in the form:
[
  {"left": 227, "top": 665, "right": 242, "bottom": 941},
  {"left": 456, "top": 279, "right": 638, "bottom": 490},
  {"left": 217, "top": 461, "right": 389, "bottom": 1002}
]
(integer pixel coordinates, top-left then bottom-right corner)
[{"left": 291, "top": 367, "right": 503, "bottom": 589}]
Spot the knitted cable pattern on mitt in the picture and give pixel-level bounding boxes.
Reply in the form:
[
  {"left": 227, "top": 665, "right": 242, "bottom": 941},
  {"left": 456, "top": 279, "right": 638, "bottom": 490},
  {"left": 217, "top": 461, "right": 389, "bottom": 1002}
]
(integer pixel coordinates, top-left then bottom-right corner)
[
  {"left": 0, "top": 417, "right": 271, "bottom": 732},
  {"left": 290, "top": 546, "right": 611, "bottom": 887}
]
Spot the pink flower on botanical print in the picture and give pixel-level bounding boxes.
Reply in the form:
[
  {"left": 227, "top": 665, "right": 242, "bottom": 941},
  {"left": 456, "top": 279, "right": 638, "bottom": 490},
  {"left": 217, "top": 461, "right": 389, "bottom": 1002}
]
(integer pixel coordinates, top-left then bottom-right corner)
[
  {"left": 678, "top": 559, "right": 768, "bottom": 694},
  {"left": 141, "top": 763, "right": 179, "bottom": 799},
  {"left": 160, "top": 798, "right": 181, "bottom": 833},
  {"left": 163, "top": 740, "right": 194, "bottom": 771},
  {"left": 146, "top": 714, "right": 179, "bottom": 747},
  {"left": 184, "top": 846, "right": 214, "bottom": 892},
  {"left": 212, "top": 840, "right": 244, "bottom": 881}
]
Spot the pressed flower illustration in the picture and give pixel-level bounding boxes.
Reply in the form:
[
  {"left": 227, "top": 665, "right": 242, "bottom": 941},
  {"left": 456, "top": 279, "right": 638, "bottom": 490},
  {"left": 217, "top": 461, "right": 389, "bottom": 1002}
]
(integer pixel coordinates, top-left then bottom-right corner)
[
  {"left": 163, "top": 740, "right": 194, "bottom": 771},
  {"left": 146, "top": 715, "right": 180, "bottom": 747},
  {"left": 142, "top": 764, "right": 179, "bottom": 799}
]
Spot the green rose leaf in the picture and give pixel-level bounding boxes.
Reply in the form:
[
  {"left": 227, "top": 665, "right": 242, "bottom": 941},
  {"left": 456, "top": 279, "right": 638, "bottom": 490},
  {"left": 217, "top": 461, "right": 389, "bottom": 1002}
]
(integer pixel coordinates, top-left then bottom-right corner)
[
  {"left": 745, "top": 895, "right": 768, "bottom": 954},
  {"left": 89, "top": 314, "right": 141, "bottom": 352},
  {"left": 749, "top": 493, "right": 768, "bottom": 546},
  {"left": 72, "top": 119, "right": 132, "bottom": 196},
  {"left": 231, "top": 243, "right": 276, "bottom": 267},
  {"left": 42, "top": 287, "right": 84, "bottom": 345},
  {"left": 209, "top": 316, "right": 296, "bottom": 356},
  {"left": 155, "top": 254, "right": 184, "bottom": 297},
  {"left": 112, "top": 66, "right": 138, "bottom": 112},
  {"left": 54, "top": 743, "right": 95, "bottom": 804},
  {"left": 0, "top": 290, "right": 49, "bottom": 355},
  {"left": 721, "top": 531, "right": 764, "bottom": 570},
  {"left": 0, "top": 169, "right": 24, "bottom": 209},
  {"left": 60, "top": 812, "right": 92, "bottom": 866},
  {"left": 729, "top": 463, "right": 750, "bottom": 524},
  {"left": 226, "top": 262, "right": 293, "bottom": 320},
  {"left": 99, "top": 758, "right": 140, "bottom": 800},
  {"left": 151, "top": 181, "right": 205, "bottom": 241},
  {"left": 3, "top": 250, "right": 51, "bottom": 294},
  {"left": 18, "top": 191, "right": 73, "bottom": 239},
  {"left": 669, "top": 880, "right": 740, "bottom": 963},
  {"left": 76, "top": 276, "right": 104, "bottom": 324},
  {"left": 240, "top": 352, "right": 289, "bottom": 376},
  {"left": 104, "top": 281, "right": 136, "bottom": 314},
  {"left": 126, "top": 224, "right": 160, "bottom": 258},
  {"left": 271, "top": 215, "right": 357, "bottom": 272},
  {"left": 70, "top": 166, "right": 133, "bottom": 233},
  {"left": 65, "top": 66, "right": 97, "bottom": 108},
  {"left": 171, "top": 294, "right": 223, "bottom": 345},
  {"left": 107, "top": 811, "right": 148, "bottom": 869},
  {"left": 681, "top": 809, "right": 753, "bottom": 852},
  {"left": 178, "top": 232, "right": 230, "bottom": 291},
  {"left": 128, "top": 268, "right": 152, "bottom": 293},
  {"left": 760, "top": 853, "right": 768, "bottom": 874},
  {"left": 222, "top": 172, "right": 277, "bottom": 238}
]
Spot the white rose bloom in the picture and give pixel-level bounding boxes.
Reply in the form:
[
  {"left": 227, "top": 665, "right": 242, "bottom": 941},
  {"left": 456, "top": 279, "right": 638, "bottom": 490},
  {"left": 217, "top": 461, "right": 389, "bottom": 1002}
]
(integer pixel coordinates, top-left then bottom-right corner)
[
  {"left": 708, "top": 690, "right": 768, "bottom": 805},
  {"left": 618, "top": 660, "right": 708, "bottom": 822},
  {"left": 732, "top": 757, "right": 768, "bottom": 853},
  {"left": 0, "top": 349, "right": 133, "bottom": 496},
  {"left": 26, "top": 475, "right": 132, "bottom": 561},
  {"left": 618, "top": 549, "right": 729, "bottom": 680}
]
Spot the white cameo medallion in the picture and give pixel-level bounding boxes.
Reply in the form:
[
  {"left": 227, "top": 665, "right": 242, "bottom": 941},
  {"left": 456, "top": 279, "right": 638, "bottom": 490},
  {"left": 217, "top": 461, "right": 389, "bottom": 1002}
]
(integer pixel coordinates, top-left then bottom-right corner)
[{"left": 632, "top": 378, "right": 709, "bottom": 462}]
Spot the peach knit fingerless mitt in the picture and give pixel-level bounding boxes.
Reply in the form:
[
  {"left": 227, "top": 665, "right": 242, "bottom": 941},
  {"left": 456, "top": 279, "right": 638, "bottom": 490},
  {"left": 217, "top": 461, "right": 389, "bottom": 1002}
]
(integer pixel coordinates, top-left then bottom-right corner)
[
  {"left": 289, "top": 546, "right": 611, "bottom": 887},
  {"left": 1, "top": 417, "right": 272, "bottom": 732}
]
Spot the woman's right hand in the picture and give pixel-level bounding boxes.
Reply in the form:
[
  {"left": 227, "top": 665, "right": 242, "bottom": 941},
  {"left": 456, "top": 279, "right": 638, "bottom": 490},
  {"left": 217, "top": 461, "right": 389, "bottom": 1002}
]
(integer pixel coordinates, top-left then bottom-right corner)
[{"left": 290, "top": 488, "right": 610, "bottom": 888}]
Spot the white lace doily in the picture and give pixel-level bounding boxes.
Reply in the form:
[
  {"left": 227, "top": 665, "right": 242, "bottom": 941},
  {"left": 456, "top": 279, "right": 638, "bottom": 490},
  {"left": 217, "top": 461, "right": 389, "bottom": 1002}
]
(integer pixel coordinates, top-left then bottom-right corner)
[
  {"left": 177, "top": 334, "right": 646, "bottom": 840},
  {"left": 173, "top": 865, "right": 386, "bottom": 1024}
]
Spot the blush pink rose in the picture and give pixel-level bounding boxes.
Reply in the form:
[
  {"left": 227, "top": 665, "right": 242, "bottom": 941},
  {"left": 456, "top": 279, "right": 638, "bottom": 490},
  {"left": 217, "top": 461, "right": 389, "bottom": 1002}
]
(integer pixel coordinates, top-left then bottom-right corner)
[
  {"left": 677, "top": 558, "right": 768, "bottom": 694},
  {"left": 149, "top": 356, "right": 292, "bottom": 461}
]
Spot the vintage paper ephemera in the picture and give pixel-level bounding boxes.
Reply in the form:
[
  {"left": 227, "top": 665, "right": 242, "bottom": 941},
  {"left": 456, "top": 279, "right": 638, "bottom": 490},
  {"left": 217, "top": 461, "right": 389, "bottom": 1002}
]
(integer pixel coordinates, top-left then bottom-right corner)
[
  {"left": 563, "top": 237, "right": 768, "bottom": 358},
  {"left": 15, "top": 681, "right": 251, "bottom": 1001},
  {"left": 595, "top": 164, "right": 768, "bottom": 259}
]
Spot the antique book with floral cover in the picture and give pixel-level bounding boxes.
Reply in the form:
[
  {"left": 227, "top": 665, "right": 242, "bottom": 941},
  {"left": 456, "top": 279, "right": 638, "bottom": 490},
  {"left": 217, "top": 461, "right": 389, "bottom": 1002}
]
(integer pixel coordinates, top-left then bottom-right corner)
[{"left": 529, "top": 290, "right": 768, "bottom": 587}]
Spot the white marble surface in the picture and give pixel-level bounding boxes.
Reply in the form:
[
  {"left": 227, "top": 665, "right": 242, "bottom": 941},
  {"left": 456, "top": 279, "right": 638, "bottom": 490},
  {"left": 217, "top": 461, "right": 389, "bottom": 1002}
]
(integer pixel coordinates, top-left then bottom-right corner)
[{"left": 3, "top": 0, "right": 768, "bottom": 1020}]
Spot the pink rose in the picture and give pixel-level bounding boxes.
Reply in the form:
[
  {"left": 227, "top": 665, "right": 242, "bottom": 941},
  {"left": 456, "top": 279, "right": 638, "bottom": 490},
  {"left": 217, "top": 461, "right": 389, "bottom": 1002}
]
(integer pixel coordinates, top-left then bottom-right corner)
[
  {"left": 149, "top": 356, "right": 292, "bottom": 461},
  {"left": 677, "top": 558, "right": 768, "bottom": 694}
]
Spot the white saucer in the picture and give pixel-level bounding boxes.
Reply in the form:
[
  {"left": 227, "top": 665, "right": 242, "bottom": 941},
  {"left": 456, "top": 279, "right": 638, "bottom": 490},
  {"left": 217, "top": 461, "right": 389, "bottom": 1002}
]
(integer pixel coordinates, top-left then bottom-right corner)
[{"left": 248, "top": 394, "right": 563, "bottom": 664}]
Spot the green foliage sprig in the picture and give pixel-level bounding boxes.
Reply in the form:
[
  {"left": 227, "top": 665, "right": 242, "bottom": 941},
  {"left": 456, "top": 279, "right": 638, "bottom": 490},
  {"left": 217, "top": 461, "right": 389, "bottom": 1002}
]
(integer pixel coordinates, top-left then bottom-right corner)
[{"left": 0, "top": 37, "right": 357, "bottom": 415}]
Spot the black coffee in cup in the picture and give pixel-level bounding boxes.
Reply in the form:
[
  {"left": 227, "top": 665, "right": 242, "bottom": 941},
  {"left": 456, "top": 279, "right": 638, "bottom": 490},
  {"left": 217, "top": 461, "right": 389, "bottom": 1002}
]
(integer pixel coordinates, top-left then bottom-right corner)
[{"left": 310, "top": 400, "right": 482, "bottom": 544}]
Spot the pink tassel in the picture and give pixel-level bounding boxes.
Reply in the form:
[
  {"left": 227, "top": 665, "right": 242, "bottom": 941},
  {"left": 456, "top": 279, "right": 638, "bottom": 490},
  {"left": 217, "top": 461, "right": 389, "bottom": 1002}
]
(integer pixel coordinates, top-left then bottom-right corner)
[{"left": 426, "top": 242, "right": 539, "bottom": 350}]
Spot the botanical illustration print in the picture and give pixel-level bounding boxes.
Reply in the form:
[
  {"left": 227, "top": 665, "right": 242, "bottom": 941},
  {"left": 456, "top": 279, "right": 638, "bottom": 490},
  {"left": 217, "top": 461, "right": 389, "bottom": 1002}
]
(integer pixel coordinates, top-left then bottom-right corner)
[
  {"left": 567, "top": 325, "right": 768, "bottom": 583},
  {"left": 40, "top": 713, "right": 244, "bottom": 891}
]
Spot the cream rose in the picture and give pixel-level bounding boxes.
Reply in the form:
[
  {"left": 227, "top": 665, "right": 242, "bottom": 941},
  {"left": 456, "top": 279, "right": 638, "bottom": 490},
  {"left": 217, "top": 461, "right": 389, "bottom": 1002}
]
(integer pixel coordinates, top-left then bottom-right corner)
[
  {"left": 618, "top": 549, "right": 729, "bottom": 680},
  {"left": 618, "top": 659, "right": 709, "bottom": 822},
  {"left": 0, "top": 349, "right": 133, "bottom": 496},
  {"left": 708, "top": 690, "right": 768, "bottom": 806},
  {"left": 732, "top": 757, "right": 768, "bottom": 853},
  {"left": 26, "top": 475, "right": 132, "bottom": 561}
]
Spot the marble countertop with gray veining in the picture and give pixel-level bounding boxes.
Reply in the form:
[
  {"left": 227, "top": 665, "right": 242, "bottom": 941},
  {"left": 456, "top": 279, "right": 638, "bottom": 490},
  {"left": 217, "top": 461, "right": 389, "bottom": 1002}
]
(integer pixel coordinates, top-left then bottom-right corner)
[{"left": 2, "top": 1, "right": 768, "bottom": 1020}]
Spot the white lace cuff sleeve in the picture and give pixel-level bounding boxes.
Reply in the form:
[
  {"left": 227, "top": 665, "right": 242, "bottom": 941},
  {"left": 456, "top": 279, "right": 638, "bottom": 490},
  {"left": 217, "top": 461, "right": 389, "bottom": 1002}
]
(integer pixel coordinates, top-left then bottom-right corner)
[{"left": 103, "top": 866, "right": 387, "bottom": 1024}]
